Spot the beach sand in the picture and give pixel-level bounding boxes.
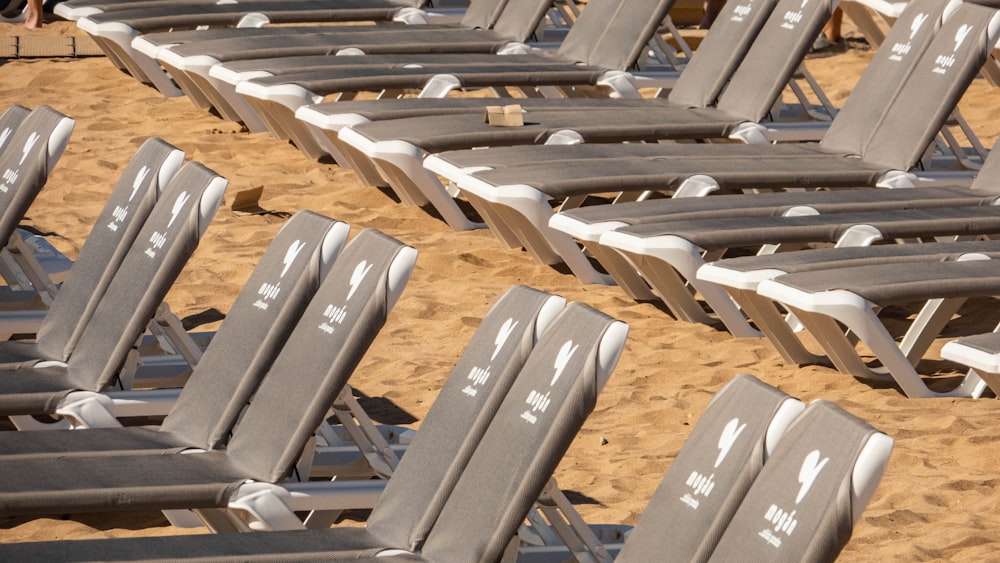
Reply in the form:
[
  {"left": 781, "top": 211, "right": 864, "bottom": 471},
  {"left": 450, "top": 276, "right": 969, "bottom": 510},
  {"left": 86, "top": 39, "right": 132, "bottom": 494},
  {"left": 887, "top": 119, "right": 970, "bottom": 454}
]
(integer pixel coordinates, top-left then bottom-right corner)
[{"left": 1, "top": 19, "right": 999, "bottom": 561}]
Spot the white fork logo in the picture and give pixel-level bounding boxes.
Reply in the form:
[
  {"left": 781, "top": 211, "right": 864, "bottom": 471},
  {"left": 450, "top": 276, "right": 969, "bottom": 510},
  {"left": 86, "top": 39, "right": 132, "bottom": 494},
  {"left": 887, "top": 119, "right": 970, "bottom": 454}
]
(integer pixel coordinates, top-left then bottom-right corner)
[
  {"left": 796, "top": 450, "right": 829, "bottom": 504},
  {"left": 909, "top": 13, "right": 928, "bottom": 40},
  {"left": 167, "top": 191, "right": 190, "bottom": 228},
  {"left": 492, "top": 318, "right": 517, "bottom": 361},
  {"left": 954, "top": 24, "right": 972, "bottom": 51},
  {"left": 715, "top": 418, "right": 747, "bottom": 468},
  {"left": 347, "top": 260, "right": 373, "bottom": 300},
  {"left": 130, "top": 166, "right": 150, "bottom": 201},
  {"left": 281, "top": 240, "right": 305, "bottom": 278},
  {"left": 551, "top": 340, "right": 579, "bottom": 386},
  {"left": 20, "top": 132, "right": 39, "bottom": 165}
]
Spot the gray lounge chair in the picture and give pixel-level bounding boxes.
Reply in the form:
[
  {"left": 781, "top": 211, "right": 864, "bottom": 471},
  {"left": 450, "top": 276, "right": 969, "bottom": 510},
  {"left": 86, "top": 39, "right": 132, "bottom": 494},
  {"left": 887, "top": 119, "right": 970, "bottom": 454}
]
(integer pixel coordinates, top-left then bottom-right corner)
[
  {"left": 425, "top": 0, "right": 987, "bottom": 284},
  {"left": 228, "top": 0, "right": 676, "bottom": 164},
  {"left": 322, "top": 0, "right": 830, "bottom": 231},
  {"left": 598, "top": 374, "right": 804, "bottom": 563},
  {"left": 0, "top": 300, "right": 626, "bottom": 562},
  {"left": 942, "top": 330, "right": 1000, "bottom": 395},
  {"left": 71, "top": 0, "right": 471, "bottom": 96},
  {"left": 0, "top": 227, "right": 415, "bottom": 521},
  {"left": 143, "top": 0, "right": 557, "bottom": 129},
  {"left": 190, "top": 283, "right": 564, "bottom": 532},
  {"left": 707, "top": 400, "right": 892, "bottom": 561},
  {"left": 0, "top": 106, "right": 76, "bottom": 299},
  {"left": 0, "top": 161, "right": 226, "bottom": 418},
  {"left": 0, "top": 138, "right": 182, "bottom": 367},
  {"left": 0, "top": 210, "right": 347, "bottom": 449}
]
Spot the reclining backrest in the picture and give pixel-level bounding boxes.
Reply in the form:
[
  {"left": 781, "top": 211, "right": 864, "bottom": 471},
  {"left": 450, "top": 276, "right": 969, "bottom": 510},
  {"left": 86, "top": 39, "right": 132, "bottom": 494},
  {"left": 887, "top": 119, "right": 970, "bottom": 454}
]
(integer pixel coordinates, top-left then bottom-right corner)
[
  {"left": 556, "top": 0, "right": 674, "bottom": 69},
  {"left": 818, "top": 0, "right": 950, "bottom": 157},
  {"left": 162, "top": 210, "right": 349, "bottom": 450},
  {"left": 34, "top": 138, "right": 184, "bottom": 362},
  {"left": 490, "top": 0, "right": 559, "bottom": 42},
  {"left": 459, "top": 0, "right": 510, "bottom": 29},
  {"left": 420, "top": 302, "right": 628, "bottom": 562},
  {"left": 0, "top": 106, "right": 75, "bottom": 258},
  {"left": 708, "top": 401, "right": 891, "bottom": 562},
  {"left": 666, "top": 0, "right": 779, "bottom": 108},
  {"left": 616, "top": 374, "right": 803, "bottom": 563},
  {"left": 225, "top": 229, "right": 416, "bottom": 484},
  {"left": 62, "top": 162, "right": 226, "bottom": 393},
  {"left": 969, "top": 135, "right": 1000, "bottom": 194},
  {"left": 713, "top": 0, "right": 836, "bottom": 122},
  {"left": 366, "top": 285, "right": 565, "bottom": 551},
  {"left": 861, "top": 1, "right": 999, "bottom": 169},
  {"left": 0, "top": 105, "right": 31, "bottom": 156}
]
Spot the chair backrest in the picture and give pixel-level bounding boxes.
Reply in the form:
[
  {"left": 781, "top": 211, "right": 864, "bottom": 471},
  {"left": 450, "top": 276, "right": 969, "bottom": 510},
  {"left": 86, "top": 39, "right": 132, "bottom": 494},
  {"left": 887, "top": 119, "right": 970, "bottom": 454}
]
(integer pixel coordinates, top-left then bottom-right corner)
[
  {"left": 62, "top": 161, "right": 226, "bottom": 392},
  {"left": 860, "top": 1, "right": 1000, "bottom": 169},
  {"left": 616, "top": 374, "right": 804, "bottom": 563},
  {"left": 420, "top": 302, "right": 628, "bottom": 562},
  {"left": 161, "top": 211, "right": 349, "bottom": 450},
  {"left": 366, "top": 285, "right": 566, "bottom": 551},
  {"left": 970, "top": 135, "right": 1000, "bottom": 194},
  {"left": 0, "top": 106, "right": 75, "bottom": 259},
  {"left": 818, "top": 0, "right": 951, "bottom": 157},
  {"left": 708, "top": 400, "right": 892, "bottom": 562},
  {"left": 0, "top": 105, "right": 31, "bottom": 157},
  {"left": 713, "top": 0, "right": 836, "bottom": 122},
  {"left": 556, "top": 0, "right": 674, "bottom": 69},
  {"left": 490, "top": 0, "right": 559, "bottom": 43},
  {"left": 225, "top": 229, "right": 416, "bottom": 483},
  {"left": 34, "top": 138, "right": 184, "bottom": 361},
  {"left": 459, "top": 0, "right": 510, "bottom": 29},
  {"left": 666, "top": 0, "right": 780, "bottom": 109}
]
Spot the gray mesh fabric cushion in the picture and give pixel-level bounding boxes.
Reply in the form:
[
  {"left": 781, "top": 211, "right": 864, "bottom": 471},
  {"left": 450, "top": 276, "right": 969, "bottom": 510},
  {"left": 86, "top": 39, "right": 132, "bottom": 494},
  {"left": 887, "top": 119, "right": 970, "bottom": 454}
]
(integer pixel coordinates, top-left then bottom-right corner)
[
  {"left": 421, "top": 302, "right": 622, "bottom": 562},
  {"left": 34, "top": 138, "right": 176, "bottom": 361},
  {"left": 367, "top": 285, "right": 557, "bottom": 551},
  {"left": 617, "top": 374, "right": 794, "bottom": 563},
  {"left": 708, "top": 401, "right": 881, "bottom": 562}
]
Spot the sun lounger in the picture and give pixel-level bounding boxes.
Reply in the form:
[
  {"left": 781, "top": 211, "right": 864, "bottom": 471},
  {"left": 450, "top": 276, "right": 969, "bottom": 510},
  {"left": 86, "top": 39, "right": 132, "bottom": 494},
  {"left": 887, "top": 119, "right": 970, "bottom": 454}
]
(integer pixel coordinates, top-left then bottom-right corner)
[
  {"left": 213, "top": 283, "right": 564, "bottom": 531},
  {"left": 751, "top": 256, "right": 1000, "bottom": 398},
  {"left": 0, "top": 211, "right": 346, "bottom": 449},
  {"left": 0, "top": 105, "right": 70, "bottom": 294},
  {"left": 0, "top": 300, "right": 626, "bottom": 562},
  {"left": 71, "top": 0, "right": 472, "bottom": 97},
  {"left": 707, "top": 400, "right": 892, "bottom": 561},
  {"left": 227, "top": 0, "right": 676, "bottom": 162},
  {"left": 0, "top": 105, "right": 76, "bottom": 296},
  {"left": 424, "top": 0, "right": 992, "bottom": 286},
  {"left": 141, "top": 0, "right": 557, "bottom": 128},
  {"left": 319, "top": 0, "right": 830, "bottom": 231},
  {"left": 586, "top": 374, "right": 804, "bottom": 562},
  {"left": 56, "top": 0, "right": 429, "bottom": 21},
  {"left": 941, "top": 330, "right": 1000, "bottom": 395},
  {"left": 0, "top": 137, "right": 182, "bottom": 352},
  {"left": 0, "top": 161, "right": 226, "bottom": 418},
  {"left": 0, "top": 227, "right": 414, "bottom": 525}
]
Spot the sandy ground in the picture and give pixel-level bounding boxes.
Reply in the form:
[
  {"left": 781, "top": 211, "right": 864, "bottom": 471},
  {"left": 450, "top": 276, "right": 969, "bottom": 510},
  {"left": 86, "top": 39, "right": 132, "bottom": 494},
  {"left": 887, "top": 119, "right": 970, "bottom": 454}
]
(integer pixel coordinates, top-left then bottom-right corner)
[{"left": 1, "top": 16, "right": 1000, "bottom": 562}]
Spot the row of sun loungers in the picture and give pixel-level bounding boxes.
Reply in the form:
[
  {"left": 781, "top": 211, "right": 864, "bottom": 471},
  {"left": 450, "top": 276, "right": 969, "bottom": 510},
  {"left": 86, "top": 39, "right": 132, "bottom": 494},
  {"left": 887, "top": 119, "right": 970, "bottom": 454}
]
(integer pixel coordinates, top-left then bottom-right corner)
[
  {"left": 23, "top": 0, "right": 1000, "bottom": 553},
  {"left": 0, "top": 99, "right": 895, "bottom": 560}
]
